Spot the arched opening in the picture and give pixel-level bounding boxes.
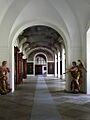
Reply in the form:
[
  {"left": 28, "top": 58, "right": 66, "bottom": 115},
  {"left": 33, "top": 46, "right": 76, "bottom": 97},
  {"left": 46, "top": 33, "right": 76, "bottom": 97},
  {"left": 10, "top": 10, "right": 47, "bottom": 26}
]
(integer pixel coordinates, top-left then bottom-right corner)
[
  {"left": 34, "top": 53, "right": 47, "bottom": 75},
  {"left": 10, "top": 24, "right": 68, "bottom": 92}
]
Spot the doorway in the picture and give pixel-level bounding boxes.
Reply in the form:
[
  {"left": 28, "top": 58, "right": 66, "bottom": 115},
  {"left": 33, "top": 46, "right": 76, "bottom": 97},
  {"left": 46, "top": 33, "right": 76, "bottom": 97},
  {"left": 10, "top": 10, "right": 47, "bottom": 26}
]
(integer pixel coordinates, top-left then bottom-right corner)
[
  {"left": 35, "top": 65, "right": 42, "bottom": 75},
  {"left": 34, "top": 53, "right": 47, "bottom": 75}
]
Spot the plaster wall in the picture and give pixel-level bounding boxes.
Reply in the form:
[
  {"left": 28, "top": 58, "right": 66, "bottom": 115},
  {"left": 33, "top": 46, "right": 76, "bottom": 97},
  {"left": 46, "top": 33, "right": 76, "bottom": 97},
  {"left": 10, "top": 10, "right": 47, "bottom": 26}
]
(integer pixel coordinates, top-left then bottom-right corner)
[{"left": 0, "top": 0, "right": 88, "bottom": 92}]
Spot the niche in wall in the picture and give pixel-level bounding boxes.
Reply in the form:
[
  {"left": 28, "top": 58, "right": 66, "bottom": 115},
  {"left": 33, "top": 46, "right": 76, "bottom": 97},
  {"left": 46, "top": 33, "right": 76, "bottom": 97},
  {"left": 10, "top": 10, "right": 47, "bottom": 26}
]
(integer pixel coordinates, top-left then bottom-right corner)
[
  {"left": 27, "top": 63, "right": 33, "bottom": 74},
  {"left": 48, "top": 62, "right": 54, "bottom": 74}
]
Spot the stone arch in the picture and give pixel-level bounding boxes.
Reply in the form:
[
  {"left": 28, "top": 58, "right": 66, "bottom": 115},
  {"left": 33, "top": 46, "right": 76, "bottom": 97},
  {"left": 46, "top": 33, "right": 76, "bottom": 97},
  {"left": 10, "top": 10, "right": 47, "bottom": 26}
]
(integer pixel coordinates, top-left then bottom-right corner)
[
  {"left": 27, "top": 47, "right": 54, "bottom": 61},
  {"left": 34, "top": 52, "right": 48, "bottom": 62},
  {"left": 34, "top": 52, "right": 48, "bottom": 75},
  {"left": 9, "top": 21, "right": 70, "bottom": 92}
]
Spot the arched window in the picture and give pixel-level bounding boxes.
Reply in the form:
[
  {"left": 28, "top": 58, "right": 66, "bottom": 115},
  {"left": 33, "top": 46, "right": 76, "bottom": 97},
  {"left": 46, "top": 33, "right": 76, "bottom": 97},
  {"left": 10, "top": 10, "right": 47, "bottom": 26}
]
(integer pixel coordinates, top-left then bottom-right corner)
[{"left": 35, "top": 55, "right": 46, "bottom": 65}]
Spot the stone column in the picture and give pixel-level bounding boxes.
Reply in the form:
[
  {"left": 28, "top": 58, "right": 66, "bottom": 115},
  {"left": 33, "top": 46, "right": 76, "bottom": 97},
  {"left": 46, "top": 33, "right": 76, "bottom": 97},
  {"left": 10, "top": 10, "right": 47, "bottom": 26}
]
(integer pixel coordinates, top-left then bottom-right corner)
[
  {"left": 62, "top": 48, "right": 65, "bottom": 79},
  {"left": 55, "top": 54, "right": 57, "bottom": 77},
  {"left": 58, "top": 51, "right": 60, "bottom": 78}
]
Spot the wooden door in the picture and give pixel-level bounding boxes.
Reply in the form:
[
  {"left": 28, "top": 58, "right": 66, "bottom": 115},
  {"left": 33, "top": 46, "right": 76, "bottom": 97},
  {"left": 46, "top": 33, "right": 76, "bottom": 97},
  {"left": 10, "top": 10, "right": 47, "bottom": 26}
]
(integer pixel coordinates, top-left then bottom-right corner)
[
  {"left": 14, "top": 46, "right": 19, "bottom": 86},
  {"left": 18, "top": 52, "right": 23, "bottom": 84},
  {"left": 23, "top": 59, "right": 27, "bottom": 79},
  {"left": 27, "top": 63, "right": 33, "bottom": 74},
  {"left": 35, "top": 65, "right": 42, "bottom": 75}
]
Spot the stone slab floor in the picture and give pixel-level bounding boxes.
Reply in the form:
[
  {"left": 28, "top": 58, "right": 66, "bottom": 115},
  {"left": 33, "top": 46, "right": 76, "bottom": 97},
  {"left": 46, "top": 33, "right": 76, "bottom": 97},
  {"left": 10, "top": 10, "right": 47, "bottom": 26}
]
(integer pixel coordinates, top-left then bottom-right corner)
[{"left": 0, "top": 75, "right": 90, "bottom": 120}]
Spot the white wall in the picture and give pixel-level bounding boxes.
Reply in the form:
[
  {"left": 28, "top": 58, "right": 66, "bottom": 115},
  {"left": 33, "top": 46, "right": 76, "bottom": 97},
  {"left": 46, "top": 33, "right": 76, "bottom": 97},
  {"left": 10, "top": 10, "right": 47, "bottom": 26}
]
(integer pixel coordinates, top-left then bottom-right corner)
[
  {"left": 0, "top": 0, "right": 13, "bottom": 24},
  {"left": 87, "top": 28, "right": 90, "bottom": 94},
  {"left": 0, "top": 0, "right": 88, "bottom": 92}
]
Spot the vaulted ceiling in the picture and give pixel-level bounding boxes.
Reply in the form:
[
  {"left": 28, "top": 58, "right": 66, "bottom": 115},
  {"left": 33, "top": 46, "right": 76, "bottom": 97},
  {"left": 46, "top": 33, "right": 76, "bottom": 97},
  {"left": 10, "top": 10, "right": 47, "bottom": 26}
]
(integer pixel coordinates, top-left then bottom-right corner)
[
  {"left": 0, "top": 0, "right": 90, "bottom": 61},
  {"left": 18, "top": 25, "right": 64, "bottom": 58}
]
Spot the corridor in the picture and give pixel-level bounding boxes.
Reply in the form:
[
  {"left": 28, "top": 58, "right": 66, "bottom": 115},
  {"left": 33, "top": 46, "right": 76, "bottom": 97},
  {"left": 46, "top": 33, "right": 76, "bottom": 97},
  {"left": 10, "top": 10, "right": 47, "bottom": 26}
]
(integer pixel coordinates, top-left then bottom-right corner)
[
  {"left": 0, "top": 76, "right": 90, "bottom": 120},
  {"left": 30, "top": 76, "right": 62, "bottom": 120}
]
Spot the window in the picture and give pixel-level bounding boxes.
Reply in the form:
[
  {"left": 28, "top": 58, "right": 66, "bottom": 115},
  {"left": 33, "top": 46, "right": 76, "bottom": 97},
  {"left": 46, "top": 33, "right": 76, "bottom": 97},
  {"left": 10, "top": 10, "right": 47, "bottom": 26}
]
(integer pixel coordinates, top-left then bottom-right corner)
[{"left": 35, "top": 56, "right": 46, "bottom": 65}]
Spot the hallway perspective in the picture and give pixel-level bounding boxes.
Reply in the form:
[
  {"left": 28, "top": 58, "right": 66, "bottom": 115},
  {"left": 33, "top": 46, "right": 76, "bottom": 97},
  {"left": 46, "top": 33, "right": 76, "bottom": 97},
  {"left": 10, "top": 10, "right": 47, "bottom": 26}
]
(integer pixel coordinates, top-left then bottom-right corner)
[
  {"left": 0, "top": 76, "right": 90, "bottom": 120},
  {"left": 31, "top": 76, "right": 62, "bottom": 120}
]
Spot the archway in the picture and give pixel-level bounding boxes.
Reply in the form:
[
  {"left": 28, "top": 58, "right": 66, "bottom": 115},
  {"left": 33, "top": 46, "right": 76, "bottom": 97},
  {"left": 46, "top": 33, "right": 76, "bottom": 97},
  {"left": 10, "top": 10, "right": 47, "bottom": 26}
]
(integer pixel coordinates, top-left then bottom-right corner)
[
  {"left": 9, "top": 22, "right": 69, "bottom": 92},
  {"left": 34, "top": 53, "right": 47, "bottom": 75}
]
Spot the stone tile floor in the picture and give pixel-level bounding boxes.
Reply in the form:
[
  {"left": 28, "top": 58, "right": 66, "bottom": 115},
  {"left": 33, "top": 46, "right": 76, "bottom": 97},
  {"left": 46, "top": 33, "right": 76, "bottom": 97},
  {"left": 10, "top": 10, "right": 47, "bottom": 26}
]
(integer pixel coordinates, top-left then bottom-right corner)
[
  {"left": 45, "top": 77, "right": 90, "bottom": 120},
  {"left": 0, "top": 76, "right": 37, "bottom": 120},
  {"left": 0, "top": 76, "right": 90, "bottom": 120}
]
